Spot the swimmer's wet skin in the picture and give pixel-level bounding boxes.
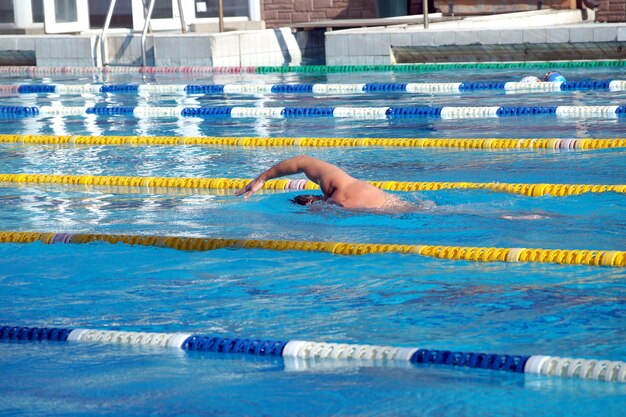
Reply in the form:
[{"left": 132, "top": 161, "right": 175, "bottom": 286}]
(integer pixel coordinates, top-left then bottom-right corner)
[{"left": 236, "top": 155, "right": 412, "bottom": 211}]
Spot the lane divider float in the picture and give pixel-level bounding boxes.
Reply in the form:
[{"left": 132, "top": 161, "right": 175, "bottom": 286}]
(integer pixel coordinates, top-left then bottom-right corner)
[
  {"left": 0, "top": 134, "right": 623, "bottom": 150},
  {"left": 1, "top": 105, "right": 625, "bottom": 120},
  {"left": 1, "top": 325, "right": 624, "bottom": 382},
  {"left": 0, "top": 60, "right": 624, "bottom": 75},
  {"left": 0, "top": 173, "right": 623, "bottom": 197},
  {"left": 0, "top": 231, "right": 624, "bottom": 267},
  {"left": 5, "top": 80, "right": 626, "bottom": 96}
]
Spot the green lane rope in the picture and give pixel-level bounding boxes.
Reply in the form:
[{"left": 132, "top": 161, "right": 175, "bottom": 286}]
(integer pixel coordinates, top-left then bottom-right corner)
[{"left": 255, "top": 60, "right": 626, "bottom": 74}]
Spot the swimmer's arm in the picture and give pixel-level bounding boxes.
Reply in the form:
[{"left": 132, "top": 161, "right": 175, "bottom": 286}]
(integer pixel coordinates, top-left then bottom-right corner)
[{"left": 235, "top": 155, "right": 351, "bottom": 198}]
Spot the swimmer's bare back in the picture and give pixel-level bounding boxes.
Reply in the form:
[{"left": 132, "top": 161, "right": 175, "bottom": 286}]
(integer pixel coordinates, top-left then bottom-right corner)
[{"left": 236, "top": 155, "right": 414, "bottom": 212}]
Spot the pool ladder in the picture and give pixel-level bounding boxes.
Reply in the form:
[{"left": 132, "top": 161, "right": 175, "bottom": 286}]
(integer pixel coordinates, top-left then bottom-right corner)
[{"left": 99, "top": 0, "right": 188, "bottom": 67}]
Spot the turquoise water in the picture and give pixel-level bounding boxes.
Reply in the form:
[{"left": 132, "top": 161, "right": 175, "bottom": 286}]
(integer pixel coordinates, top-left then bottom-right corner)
[{"left": 0, "top": 68, "right": 625, "bottom": 416}]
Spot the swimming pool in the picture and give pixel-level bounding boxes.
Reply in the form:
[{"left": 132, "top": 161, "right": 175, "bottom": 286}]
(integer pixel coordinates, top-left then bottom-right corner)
[{"left": 0, "top": 63, "right": 625, "bottom": 416}]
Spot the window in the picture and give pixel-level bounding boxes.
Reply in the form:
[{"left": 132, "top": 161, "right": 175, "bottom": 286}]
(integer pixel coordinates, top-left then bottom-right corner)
[
  {"left": 194, "top": 0, "right": 250, "bottom": 18},
  {"left": 0, "top": 0, "right": 14, "bottom": 24},
  {"left": 53, "top": 0, "right": 78, "bottom": 23},
  {"left": 32, "top": 0, "right": 44, "bottom": 23},
  {"left": 87, "top": 0, "right": 133, "bottom": 29}
]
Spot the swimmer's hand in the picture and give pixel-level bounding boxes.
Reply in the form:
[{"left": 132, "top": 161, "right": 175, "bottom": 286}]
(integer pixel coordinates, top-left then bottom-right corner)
[{"left": 235, "top": 177, "right": 265, "bottom": 198}]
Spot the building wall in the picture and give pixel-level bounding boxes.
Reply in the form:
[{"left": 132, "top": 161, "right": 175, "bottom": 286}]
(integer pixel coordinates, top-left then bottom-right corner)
[
  {"left": 261, "top": 0, "right": 428, "bottom": 28},
  {"left": 596, "top": 0, "right": 626, "bottom": 22},
  {"left": 262, "top": 0, "right": 375, "bottom": 27},
  {"left": 260, "top": 0, "right": 625, "bottom": 28}
]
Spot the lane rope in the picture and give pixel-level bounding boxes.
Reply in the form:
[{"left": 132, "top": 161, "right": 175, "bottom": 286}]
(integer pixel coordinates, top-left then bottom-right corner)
[
  {"left": 0, "top": 60, "right": 624, "bottom": 75},
  {"left": 2, "top": 105, "right": 625, "bottom": 120},
  {"left": 1, "top": 134, "right": 624, "bottom": 150},
  {"left": 0, "top": 231, "right": 624, "bottom": 267},
  {"left": 5, "top": 80, "right": 626, "bottom": 96},
  {"left": 0, "top": 173, "right": 623, "bottom": 197},
  {"left": 1, "top": 325, "right": 624, "bottom": 382}
]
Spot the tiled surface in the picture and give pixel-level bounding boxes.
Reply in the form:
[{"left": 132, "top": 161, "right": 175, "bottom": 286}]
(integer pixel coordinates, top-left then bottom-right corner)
[
  {"left": 326, "top": 25, "right": 625, "bottom": 65},
  {"left": 522, "top": 29, "right": 547, "bottom": 44},
  {"left": 546, "top": 28, "right": 570, "bottom": 43},
  {"left": 569, "top": 27, "right": 594, "bottom": 42},
  {"left": 107, "top": 36, "right": 146, "bottom": 66},
  {"left": 498, "top": 30, "right": 524, "bottom": 45},
  {"left": 454, "top": 30, "right": 478, "bottom": 46},
  {"left": 35, "top": 36, "right": 96, "bottom": 66}
]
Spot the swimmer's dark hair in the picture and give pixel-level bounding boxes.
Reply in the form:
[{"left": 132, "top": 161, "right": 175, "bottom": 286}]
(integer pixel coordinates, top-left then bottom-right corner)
[{"left": 290, "top": 194, "right": 325, "bottom": 206}]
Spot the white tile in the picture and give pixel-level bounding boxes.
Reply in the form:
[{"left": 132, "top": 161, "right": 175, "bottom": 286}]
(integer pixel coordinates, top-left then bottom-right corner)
[
  {"left": 546, "top": 28, "right": 569, "bottom": 43},
  {"left": 432, "top": 30, "right": 456, "bottom": 46},
  {"left": 498, "top": 30, "right": 523, "bottom": 45},
  {"left": 338, "top": 36, "right": 350, "bottom": 57},
  {"left": 569, "top": 27, "right": 593, "bottom": 43},
  {"left": 477, "top": 30, "right": 497, "bottom": 45},
  {"left": 523, "top": 29, "right": 547, "bottom": 43},
  {"left": 372, "top": 34, "right": 390, "bottom": 55},
  {"left": 373, "top": 55, "right": 390, "bottom": 65},
  {"left": 593, "top": 27, "right": 617, "bottom": 42},
  {"left": 455, "top": 30, "right": 478, "bottom": 45},
  {"left": 35, "top": 39, "right": 55, "bottom": 58},
  {"left": 411, "top": 31, "right": 433, "bottom": 46},
  {"left": 349, "top": 34, "right": 368, "bottom": 56},
  {"left": 390, "top": 32, "right": 411, "bottom": 47}
]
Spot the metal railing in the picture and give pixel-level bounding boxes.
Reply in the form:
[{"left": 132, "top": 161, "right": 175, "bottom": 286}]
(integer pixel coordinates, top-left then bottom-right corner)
[{"left": 100, "top": 0, "right": 189, "bottom": 67}]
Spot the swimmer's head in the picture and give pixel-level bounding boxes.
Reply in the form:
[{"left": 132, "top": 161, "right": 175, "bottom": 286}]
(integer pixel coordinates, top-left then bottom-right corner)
[
  {"left": 290, "top": 194, "right": 325, "bottom": 206},
  {"left": 520, "top": 76, "right": 541, "bottom": 83},
  {"left": 544, "top": 71, "right": 566, "bottom": 82}
]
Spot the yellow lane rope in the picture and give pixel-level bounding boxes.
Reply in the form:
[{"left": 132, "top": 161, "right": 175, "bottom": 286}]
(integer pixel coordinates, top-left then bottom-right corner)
[
  {"left": 0, "top": 231, "right": 623, "bottom": 267},
  {"left": 0, "top": 134, "right": 625, "bottom": 150},
  {"left": 0, "top": 173, "right": 624, "bottom": 197}
]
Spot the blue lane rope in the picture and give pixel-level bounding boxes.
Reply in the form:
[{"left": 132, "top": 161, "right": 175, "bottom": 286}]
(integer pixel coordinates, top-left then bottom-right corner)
[
  {"left": 1, "top": 105, "right": 625, "bottom": 120},
  {"left": 182, "top": 335, "right": 287, "bottom": 356},
  {"left": 0, "top": 106, "right": 39, "bottom": 115},
  {"left": 1, "top": 325, "right": 624, "bottom": 382},
  {"left": 5, "top": 80, "right": 626, "bottom": 96}
]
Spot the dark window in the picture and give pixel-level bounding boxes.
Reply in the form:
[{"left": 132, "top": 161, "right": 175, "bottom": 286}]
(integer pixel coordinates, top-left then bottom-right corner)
[
  {"left": 0, "top": 0, "right": 14, "bottom": 24},
  {"left": 31, "top": 0, "right": 44, "bottom": 23},
  {"left": 152, "top": 0, "right": 174, "bottom": 19},
  {"left": 88, "top": 0, "right": 133, "bottom": 28},
  {"left": 194, "top": 0, "right": 249, "bottom": 18}
]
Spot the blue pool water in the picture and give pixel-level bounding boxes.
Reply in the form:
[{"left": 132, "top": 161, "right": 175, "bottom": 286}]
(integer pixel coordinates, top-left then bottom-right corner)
[{"left": 0, "top": 67, "right": 625, "bottom": 416}]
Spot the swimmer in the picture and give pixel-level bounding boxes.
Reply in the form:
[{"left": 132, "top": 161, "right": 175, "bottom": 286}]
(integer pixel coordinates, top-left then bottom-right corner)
[
  {"left": 519, "top": 76, "right": 541, "bottom": 83},
  {"left": 235, "top": 155, "right": 415, "bottom": 212},
  {"left": 519, "top": 71, "right": 566, "bottom": 83},
  {"left": 543, "top": 71, "right": 567, "bottom": 82}
]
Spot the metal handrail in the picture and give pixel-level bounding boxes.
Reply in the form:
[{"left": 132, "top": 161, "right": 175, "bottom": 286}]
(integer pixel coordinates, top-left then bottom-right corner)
[
  {"left": 100, "top": 0, "right": 118, "bottom": 66},
  {"left": 101, "top": 0, "right": 187, "bottom": 67},
  {"left": 141, "top": 0, "right": 156, "bottom": 67},
  {"left": 177, "top": 0, "right": 187, "bottom": 33}
]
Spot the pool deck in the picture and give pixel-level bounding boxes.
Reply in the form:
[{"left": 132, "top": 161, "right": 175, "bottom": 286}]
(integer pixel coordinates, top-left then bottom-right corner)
[{"left": 0, "top": 9, "right": 624, "bottom": 67}]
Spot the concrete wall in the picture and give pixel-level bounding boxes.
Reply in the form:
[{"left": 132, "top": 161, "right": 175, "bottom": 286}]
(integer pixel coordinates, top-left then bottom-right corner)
[
  {"left": 324, "top": 9, "right": 626, "bottom": 65},
  {"left": 434, "top": 1, "right": 576, "bottom": 15},
  {"left": 0, "top": 35, "right": 98, "bottom": 66},
  {"left": 0, "top": 27, "right": 320, "bottom": 67}
]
